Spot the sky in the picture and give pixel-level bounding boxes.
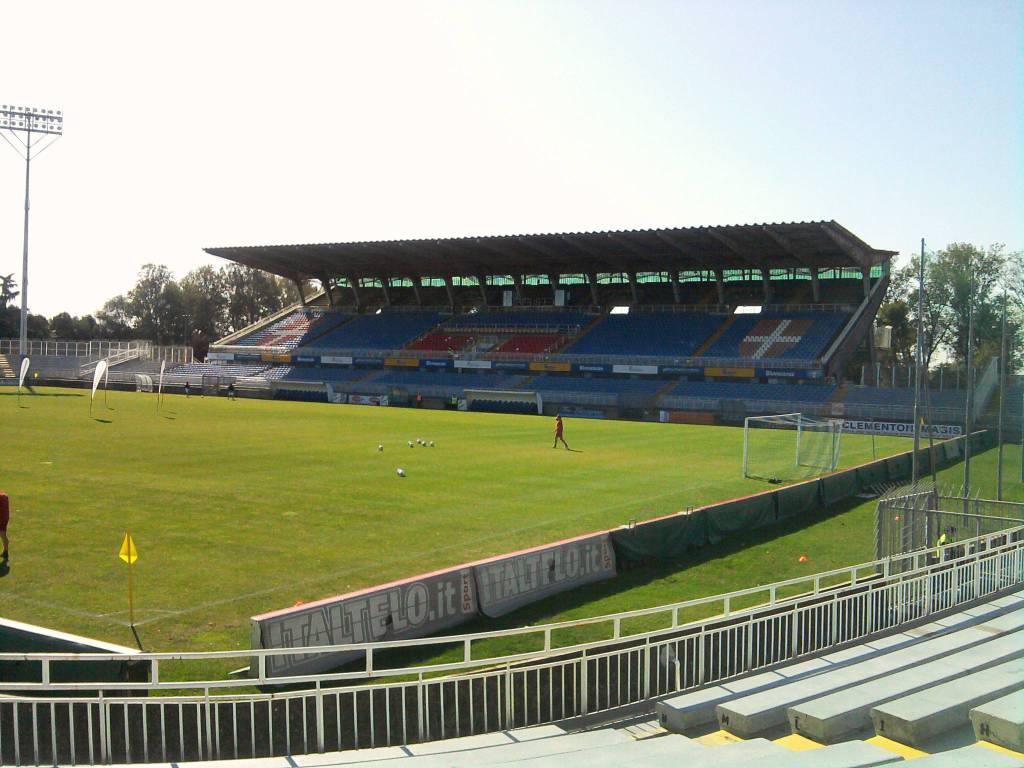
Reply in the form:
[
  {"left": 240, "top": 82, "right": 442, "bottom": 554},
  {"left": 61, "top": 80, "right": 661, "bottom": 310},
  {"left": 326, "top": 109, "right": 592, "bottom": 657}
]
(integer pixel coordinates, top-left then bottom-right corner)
[{"left": 0, "top": 0, "right": 1021, "bottom": 319}]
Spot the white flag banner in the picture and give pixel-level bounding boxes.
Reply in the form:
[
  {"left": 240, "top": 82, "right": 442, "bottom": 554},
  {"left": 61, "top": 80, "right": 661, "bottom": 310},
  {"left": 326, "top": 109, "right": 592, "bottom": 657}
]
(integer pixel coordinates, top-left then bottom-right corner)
[
  {"left": 157, "top": 360, "right": 166, "bottom": 407},
  {"left": 91, "top": 360, "right": 108, "bottom": 404},
  {"left": 18, "top": 357, "right": 30, "bottom": 390}
]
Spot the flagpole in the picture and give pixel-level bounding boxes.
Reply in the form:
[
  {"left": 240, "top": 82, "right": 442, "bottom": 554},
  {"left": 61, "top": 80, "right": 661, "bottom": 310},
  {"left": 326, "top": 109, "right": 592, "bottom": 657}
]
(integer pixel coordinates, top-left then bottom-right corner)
[
  {"left": 997, "top": 293, "right": 1007, "bottom": 500},
  {"left": 912, "top": 239, "right": 925, "bottom": 486},
  {"left": 127, "top": 530, "right": 135, "bottom": 627}
]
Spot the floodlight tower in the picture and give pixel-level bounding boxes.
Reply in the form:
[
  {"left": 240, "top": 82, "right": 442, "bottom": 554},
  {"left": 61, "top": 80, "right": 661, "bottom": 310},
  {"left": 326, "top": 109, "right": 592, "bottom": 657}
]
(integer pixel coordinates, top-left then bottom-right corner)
[{"left": 0, "top": 104, "right": 63, "bottom": 358}]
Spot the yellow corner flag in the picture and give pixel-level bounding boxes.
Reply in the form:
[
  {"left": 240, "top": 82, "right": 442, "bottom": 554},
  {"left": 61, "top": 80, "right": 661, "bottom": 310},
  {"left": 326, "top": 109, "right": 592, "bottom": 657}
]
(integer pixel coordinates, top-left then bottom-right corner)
[{"left": 119, "top": 532, "right": 139, "bottom": 565}]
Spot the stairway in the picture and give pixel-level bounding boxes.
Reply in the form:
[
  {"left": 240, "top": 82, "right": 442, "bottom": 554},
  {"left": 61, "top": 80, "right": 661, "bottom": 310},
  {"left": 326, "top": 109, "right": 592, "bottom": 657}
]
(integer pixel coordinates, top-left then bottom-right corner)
[
  {"left": 692, "top": 316, "right": 737, "bottom": 357},
  {"left": 0, "top": 354, "right": 15, "bottom": 381}
]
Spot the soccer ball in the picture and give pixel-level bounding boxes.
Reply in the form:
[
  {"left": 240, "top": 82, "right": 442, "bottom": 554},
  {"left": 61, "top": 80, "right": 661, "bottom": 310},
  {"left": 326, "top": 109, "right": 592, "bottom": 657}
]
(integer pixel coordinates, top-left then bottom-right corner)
[
  {"left": 408, "top": 440, "right": 414, "bottom": 448},
  {"left": 396, "top": 468, "right": 406, "bottom": 477},
  {"left": 377, "top": 444, "right": 384, "bottom": 452},
  {"left": 429, "top": 440, "right": 435, "bottom": 447}
]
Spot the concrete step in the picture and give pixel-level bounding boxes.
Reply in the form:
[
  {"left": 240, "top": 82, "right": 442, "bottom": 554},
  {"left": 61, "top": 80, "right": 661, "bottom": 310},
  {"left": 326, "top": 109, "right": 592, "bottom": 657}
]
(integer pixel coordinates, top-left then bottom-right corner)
[
  {"left": 971, "top": 690, "right": 1024, "bottom": 753},
  {"left": 894, "top": 743, "right": 1024, "bottom": 767},
  {"left": 787, "top": 629, "right": 1024, "bottom": 743},
  {"left": 729, "top": 739, "right": 903, "bottom": 768},
  {"left": 715, "top": 605, "right": 1024, "bottom": 737},
  {"left": 871, "top": 658, "right": 1024, "bottom": 747}
]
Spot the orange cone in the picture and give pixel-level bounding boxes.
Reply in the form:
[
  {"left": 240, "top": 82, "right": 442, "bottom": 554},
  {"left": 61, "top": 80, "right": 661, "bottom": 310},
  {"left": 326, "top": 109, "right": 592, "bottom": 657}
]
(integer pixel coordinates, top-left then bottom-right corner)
[{"left": 798, "top": 555, "right": 809, "bottom": 563}]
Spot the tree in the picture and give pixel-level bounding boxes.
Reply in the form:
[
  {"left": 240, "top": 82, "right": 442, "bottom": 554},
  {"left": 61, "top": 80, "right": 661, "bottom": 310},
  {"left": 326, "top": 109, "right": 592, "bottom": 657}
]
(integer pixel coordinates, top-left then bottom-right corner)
[
  {"left": 223, "top": 264, "right": 295, "bottom": 333},
  {"left": 127, "top": 264, "right": 180, "bottom": 344},
  {"left": 180, "top": 265, "right": 227, "bottom": 342},
  {"left": 49, "top": 312, "right": 78, "bottom": 340},
  {"left": 97, "top": 295, "right": 134, "bottom": 339},
  {"left": 876, "top": 300, "right": 914, "bottom": 364},
  {"left": 0, "top": 274, "right": 17, "bottom": 309}
]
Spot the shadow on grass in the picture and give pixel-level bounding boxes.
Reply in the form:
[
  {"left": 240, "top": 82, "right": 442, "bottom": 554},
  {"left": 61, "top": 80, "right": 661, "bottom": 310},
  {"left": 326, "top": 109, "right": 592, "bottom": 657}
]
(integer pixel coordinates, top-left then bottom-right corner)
[
  {"left": 0, "top": 391, "right": 83, "bottom": 398},
  {"left": 93, "top": 418, "right": 113, "bottom": 424},
  {"left": 0, "top": 563, "right": 8, "bottom": 578}
]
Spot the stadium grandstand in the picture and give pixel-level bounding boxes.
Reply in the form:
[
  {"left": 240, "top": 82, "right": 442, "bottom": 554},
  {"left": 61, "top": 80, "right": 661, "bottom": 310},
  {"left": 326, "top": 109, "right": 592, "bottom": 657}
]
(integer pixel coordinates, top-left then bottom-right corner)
[{"left": 194, "top": 221, "right": 906, "bottom": 419}]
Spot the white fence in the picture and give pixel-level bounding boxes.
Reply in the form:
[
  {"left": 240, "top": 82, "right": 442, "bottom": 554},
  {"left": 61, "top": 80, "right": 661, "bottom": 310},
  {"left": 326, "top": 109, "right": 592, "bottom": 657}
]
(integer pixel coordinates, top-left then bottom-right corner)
[{"left": 1, "top": 525, "right": 1021, "bottom": 765}]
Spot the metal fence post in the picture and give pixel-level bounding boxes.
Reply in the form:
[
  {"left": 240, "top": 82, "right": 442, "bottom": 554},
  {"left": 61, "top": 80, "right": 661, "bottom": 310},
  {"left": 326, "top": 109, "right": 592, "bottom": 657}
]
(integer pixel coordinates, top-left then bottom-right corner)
[
  {"left": 579, "top": 657, "right": 588, "bottom": 715},
  {"left": 315, "top": 681, "right": 324, "bottom": 753}
]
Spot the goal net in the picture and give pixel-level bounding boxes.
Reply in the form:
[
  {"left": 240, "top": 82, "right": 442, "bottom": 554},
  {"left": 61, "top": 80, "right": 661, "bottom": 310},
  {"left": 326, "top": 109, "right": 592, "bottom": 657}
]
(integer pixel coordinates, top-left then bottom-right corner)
[
  {"left": 742, "top": 412, "right": 843, "bottom": 482},
  {"left": 134, "top": 374, "right": 154, "bottom": 393},
  {"left": 201, "top": 374, "right": 222, "bottom": 396}
]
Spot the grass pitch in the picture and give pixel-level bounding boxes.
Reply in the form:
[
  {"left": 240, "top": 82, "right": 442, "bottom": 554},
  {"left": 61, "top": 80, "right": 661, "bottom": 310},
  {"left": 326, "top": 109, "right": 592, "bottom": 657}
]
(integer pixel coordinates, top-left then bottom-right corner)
[{"left": 0, "top": 385, "right": 1002, "bottom": 671}]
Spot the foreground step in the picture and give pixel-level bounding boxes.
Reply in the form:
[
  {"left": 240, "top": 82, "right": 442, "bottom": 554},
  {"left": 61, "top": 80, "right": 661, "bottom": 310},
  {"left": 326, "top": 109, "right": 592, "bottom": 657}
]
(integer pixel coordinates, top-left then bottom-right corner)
[
  {"left": 727, "top": 740, "right": 903, "bottom": 768},
  {"left": 894, "top": 743, "right": 1024, "bottom": 767},
  {"left": 870, "top": 658, "right": 1024, "bottom": 748},
  {"left": 971, "top": 690, "right": 1024, "bottom": 753},
  {"left": 716, "top": 607, "right": 1024, "bottom": 737},
  {"left": 788, "top": 629, "right": 1024, "bottom": 744}
]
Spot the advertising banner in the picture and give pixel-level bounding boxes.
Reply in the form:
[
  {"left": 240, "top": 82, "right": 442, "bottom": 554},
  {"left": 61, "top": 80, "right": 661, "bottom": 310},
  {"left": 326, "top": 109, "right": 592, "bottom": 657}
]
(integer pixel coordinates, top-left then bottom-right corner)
[
  {"left": 454, "top": 359, "right": 492, "bottom": 369},
  {"left": 251, "top": 567, "right": 477, "bottom": 677},
  {"left": 575, "top": 364, "right": 611, "bottom": 374},
  {"left": 493, "top": 361, "right": 530, "bottom": 371},
  {"left": 841, "top": 420, "right": 963, "bottom": 438},
  {"left": 294, "top": 356, "right": 319, "bottom": 364},
  {"left": 206, "top": 352, "right": 235, "bottom": 361},
  {"left": 235, "top": 354, "right": 263, "bottom": 362},
  {"left": 757, "top": 368, "right": 799, "bottom": 379},
  {"left": 659, "top": 366, "right": 703, "bottom": 376},
  {"left": 473, "top": 533, "right": 616, "bottom": 618},
  {"left": 321, "top": 355, "right": 353, "bottom": 366},
  {"left": 704, "top": 367, "right": 756, "bottom": 378},
  {"left": 529, "top": 361, "right": 572, "bottom": 373},
  {"left": 611, "top": 364, "right": 659, "bottom": 375},
  {"left": 385, "top": 357, "right": 419, "bottom": 367},
  {"left": 421, "top": 359, "right": 453, "bottom": 369},
  {"left": 354, "top": 358, "right": 384, "bottom": 367}
]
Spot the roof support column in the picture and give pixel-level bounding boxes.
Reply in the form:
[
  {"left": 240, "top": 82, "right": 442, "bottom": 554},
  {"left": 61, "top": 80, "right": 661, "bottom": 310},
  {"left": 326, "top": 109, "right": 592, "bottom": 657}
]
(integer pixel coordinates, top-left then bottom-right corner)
[
  {"left": 762, "top": 269, "right": 772, "bottom": 305},
  {"left": 320, "top": 275, "right": 335, "bottom": 306},
  {"left": 627, "top": 271, "right": 639, "bottom": 305},
  {"left": 347, "top": 275, "right": 361, "bottom": 310},
  {"left": 810, "top": 268, "right": 821, "bottom": 302},
  {"left": 410, "top": 276, "right": 423, "bottom": 307},
  {"left": 669, "top": 270, "right": 681, "bottom": 304},
  {"left": 294, "top": 278, "right": 307, "bottom": 307},
  {"left": 548, "top": 273, "right": 560, "bottom": 303},
  {"left": 512, "top": 274, "right": 524, "bottom": 303},
  {"left": 476, "top": 275, "right": 489, "bottom": 306},
  {"left": 863, "top": 268, "right": 871, "bottom": 298},
  {"left": 714, "top": 269, "right": 726, "bottom": 306},
  {"left": 443, "top": 276, "right": 455, "bottom": 310},
  {"left": 380, "top": 277, "right": 392, "bottom": 307},
  {"left": 586, "top": 272, "right": 600, "bottom": 307}
]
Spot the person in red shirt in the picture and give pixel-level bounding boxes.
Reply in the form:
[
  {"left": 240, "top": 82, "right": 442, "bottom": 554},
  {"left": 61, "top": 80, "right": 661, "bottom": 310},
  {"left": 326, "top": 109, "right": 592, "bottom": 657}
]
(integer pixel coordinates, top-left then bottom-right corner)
[
  {"left": 0, "top": 491, "right": 9, "bottom": 563},
  {"left": 552, "top": 414, "right": 570, "bottom": 449}
]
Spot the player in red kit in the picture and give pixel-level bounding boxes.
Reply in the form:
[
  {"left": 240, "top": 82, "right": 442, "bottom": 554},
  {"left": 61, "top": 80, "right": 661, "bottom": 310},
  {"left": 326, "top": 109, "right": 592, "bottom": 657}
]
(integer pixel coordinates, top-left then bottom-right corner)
[
  {"left": 552, "top": 414, "right": 570, "bottom": 449},
  {"left": 0, "top": 491, "right": 10, "bottom": 563}
]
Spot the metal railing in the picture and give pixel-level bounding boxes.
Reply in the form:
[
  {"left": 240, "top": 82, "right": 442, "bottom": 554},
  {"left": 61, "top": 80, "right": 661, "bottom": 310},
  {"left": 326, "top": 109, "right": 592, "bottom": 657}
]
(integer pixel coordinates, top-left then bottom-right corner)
[{"left": 1, "top": 526, "right": 1021, "bottom": 765}]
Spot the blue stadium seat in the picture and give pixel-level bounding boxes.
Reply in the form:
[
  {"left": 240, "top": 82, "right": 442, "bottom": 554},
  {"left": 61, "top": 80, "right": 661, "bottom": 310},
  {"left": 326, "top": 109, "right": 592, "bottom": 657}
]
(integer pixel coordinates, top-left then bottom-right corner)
[
  {"left": 529, "top": 375, "right": 666, "bottom": 394},
  {"left": 705, "top": 312, "right": 848, "bottom": 361},
  {"left": 843, "top": 386, "right": 967, "bottom": 410},
  {"left": 283, "top": 366, "right": 371, "bottom": 383},
  {"left": 670, "top": 380, "right": 836, "bottom": 403},
  {"left": 366, "top": 369, "right": 526, "bottom": 390},
  {"left": 309, "top": 311, "right": 446, "bottom": 350},
  {"left": 565, "top": 314, "right": 724, "bottom": 358},
  {"left": 171, "top": 362, "right": 269, "bottom": 377},
  {"left": 233, "top": 309, "right": 349, "bottom": 349}
]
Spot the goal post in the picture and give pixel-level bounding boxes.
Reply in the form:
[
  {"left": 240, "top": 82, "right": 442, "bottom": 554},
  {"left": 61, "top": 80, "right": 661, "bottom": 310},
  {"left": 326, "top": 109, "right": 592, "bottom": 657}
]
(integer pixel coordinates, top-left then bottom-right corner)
[{"left": 743, "top": 412, "right": 843, "bottom": 481}]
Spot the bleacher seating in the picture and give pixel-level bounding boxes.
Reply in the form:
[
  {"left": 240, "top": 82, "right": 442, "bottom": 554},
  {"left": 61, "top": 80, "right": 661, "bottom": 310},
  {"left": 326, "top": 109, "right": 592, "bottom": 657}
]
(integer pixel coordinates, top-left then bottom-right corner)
[
  {"left": 170, "top": 362, "right": 269, "bottom": 378},
  {"left": 406, "top": 332, "right": 475, "bottom": 352},
  {"left": 705, "top": 312, "right": 848, "bottom": 360},
  {"left": 530, "top": 375, "right": 665, "bottom": 395},
  {"left": 565, "top": 313, "right": 724, "bottom": 358},
  {"left": 970, "top": 690, "right": 1024, "bottom": 752},
  {"left": 22, "top": 355, "right": 86, "bottom": 372},
  {"left": 670, "top": 380, "right": 836, "bottom": 403},
  {"left": 493, "top": 334, "right": 565, "bottom": 354},
  {"left": 656, "top": 591, "right": 1024, "bottom": 758},
  {"left": 843, "top": 386, "right": 968, "bottom": 411},
  {"left": 282, "top": 366, "right": 371, "bottom": 383},
  {"left": 365, "top": 369, "right": 527, "bottom": 391},
  {"left": 308, "top": 311, "right": 445, "bottom": 350},
  {"left": 232, "top": 309, "right": 348, "bottom": 349},
  {"left": 446, "top": 310, "right": 592, "bottom": 332}
]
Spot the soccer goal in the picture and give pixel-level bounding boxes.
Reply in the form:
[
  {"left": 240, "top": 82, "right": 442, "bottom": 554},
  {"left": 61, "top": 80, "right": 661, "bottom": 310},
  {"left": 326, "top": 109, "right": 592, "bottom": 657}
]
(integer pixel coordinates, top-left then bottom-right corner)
[
  {"left": 742, "top": 412, "right": 843, "bottom": 481},
  {"left": 201, "top": 374, "right": 222, "bottom": 396},
  {"left": 134, "top": 374, "right": 154, "bottom": 393}
]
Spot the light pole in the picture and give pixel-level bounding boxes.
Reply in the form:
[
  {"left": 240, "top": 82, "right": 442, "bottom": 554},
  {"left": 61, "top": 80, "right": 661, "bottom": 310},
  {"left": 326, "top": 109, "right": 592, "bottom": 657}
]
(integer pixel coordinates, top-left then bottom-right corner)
[{"left": 0, "top": 105, "right": 63, "bottom": 359}]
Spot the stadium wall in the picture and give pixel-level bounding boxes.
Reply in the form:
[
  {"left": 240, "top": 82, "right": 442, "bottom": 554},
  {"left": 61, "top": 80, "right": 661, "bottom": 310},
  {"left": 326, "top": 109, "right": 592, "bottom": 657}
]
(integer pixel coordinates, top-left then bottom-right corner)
[{"left": 250, "top": 431, "right": 993, "bottom": 677}]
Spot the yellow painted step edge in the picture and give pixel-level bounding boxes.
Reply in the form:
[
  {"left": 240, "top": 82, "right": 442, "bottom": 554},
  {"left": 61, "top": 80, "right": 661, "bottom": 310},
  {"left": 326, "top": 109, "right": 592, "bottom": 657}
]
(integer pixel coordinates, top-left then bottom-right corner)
[
  {"left": 774, "top": 733, "right": 825, "bottom": 751},
  {"left": 977, "top": 741, "right": 1024, "bottom": 759},
  {"left": 866, "top": 735, "right": 929, "bottom": 759}
]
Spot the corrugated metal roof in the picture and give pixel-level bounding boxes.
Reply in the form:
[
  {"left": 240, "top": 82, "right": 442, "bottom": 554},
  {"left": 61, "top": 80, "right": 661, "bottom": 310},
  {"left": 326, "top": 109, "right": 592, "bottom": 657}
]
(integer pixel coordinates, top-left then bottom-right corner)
[{"left": 204, "top": 220, "right": 895, "bottom": 281}]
